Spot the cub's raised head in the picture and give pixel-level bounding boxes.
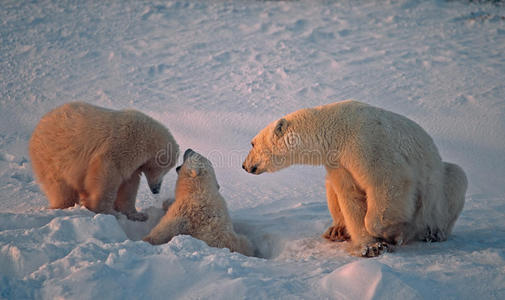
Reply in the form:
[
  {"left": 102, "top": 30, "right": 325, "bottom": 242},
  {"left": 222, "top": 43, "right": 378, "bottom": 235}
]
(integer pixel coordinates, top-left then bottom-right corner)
[
  {"left": 176, "top": 149, "right": 220, "bottom": 192},
  {"left": 242, "top": 116, "right": 305, "bottom": 175}
]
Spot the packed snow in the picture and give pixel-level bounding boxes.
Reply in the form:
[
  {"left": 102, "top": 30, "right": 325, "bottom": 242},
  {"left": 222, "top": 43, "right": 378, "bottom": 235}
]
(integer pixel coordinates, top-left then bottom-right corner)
[{"left": 1, "top": 0, "right": 505, "bottom": 299}]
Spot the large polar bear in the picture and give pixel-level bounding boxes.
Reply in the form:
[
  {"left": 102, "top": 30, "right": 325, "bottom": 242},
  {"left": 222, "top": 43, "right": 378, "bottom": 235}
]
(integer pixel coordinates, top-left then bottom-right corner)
[
  {"left": 29, "top": 102, "right": 179, "bottom": 221},
  {"left": 143, "top": 149, "right": 254, "bottom": 256},
  {"left": 242, "top": 100, "right": 467, "bottom": 257}
]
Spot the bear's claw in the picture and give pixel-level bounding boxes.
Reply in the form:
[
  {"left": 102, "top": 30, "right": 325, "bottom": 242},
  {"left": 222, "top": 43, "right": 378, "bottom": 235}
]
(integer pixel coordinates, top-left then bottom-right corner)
[
  {"left": 361, "top": 241, "right": 392, "bottom": 257},
  {"left": 323, "top": 225, "right": 350, "bottom": 242}
]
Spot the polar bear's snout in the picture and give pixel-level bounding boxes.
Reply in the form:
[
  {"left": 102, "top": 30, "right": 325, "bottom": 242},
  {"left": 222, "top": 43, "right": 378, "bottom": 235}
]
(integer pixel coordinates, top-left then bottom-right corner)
[
  {"left": 242, "top": 162, "right": 259, "bottom": 174},
  {"left": 150, "top": 182, "right": 161, "bottom": 194}
]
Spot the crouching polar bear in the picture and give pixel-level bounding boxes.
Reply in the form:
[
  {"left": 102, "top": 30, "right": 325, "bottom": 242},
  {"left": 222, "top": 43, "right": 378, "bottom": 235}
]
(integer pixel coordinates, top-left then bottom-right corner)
[
  {"left": 242, "top": 100, "right": 467, "bottom": 257},
  {"left": 144, "top": 149, "right": 254, "bottom": 256},
  {"left": 29, "top": 102, "right": 179, "bottom": 221}
]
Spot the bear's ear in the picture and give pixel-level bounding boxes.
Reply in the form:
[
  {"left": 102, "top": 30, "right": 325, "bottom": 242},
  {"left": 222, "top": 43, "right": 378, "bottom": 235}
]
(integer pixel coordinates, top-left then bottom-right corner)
[{"left": 274, "top": 118, "right": 289, "bottom": 138}]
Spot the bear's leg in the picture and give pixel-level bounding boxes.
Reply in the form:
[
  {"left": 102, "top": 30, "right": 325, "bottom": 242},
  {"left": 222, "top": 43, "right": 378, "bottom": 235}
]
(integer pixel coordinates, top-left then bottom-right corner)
[
  {"left": 364, "top": 175, "right": 417, "bottom": 246},
  {"left": 44, "top": 179, "right": 79, "bottom": 209},
  {"left": 82, "top": 158, "right": 120, "bottom": 215},
  {"left": 143, "top": 215, "right": 189, "bottom": 245},
  {"left": 115, "top": 171, "right": 147, "bottom": 221},
  {"left": 85, "top": 185, "right": 118, "bottom": 215},
  {"left": 328, "top": 168, "right": 390, "bottom": 257},
  {"left": 442, "top": 162, "right": 467, "bottom": 235},
  {"left": 322, "top": 176, "right": 350, "bottom": 242}
]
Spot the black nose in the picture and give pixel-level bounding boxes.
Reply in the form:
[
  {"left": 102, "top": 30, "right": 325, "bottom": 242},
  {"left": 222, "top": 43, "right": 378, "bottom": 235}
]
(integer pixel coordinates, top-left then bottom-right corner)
[
  {"left": 250, "top": 165, "right": 257, "bottom": 174},
  {"left": 150, "top": 182, "right": 161, "bottom": 194},
  {"left": 242, "top": 164, "right": 246, "bottom": 171}
]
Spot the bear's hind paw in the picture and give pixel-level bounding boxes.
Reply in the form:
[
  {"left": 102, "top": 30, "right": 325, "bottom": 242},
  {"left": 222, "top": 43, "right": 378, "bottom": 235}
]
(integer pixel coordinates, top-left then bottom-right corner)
[{"left": 322, "top": 225, "right": 350, "bottom": 242}]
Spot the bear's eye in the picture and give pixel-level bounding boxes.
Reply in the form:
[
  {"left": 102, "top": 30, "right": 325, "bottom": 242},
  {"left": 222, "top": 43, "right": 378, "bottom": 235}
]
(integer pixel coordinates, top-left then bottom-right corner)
[{"left": 251, "top": 142, "right": 255, "bottom": 148}]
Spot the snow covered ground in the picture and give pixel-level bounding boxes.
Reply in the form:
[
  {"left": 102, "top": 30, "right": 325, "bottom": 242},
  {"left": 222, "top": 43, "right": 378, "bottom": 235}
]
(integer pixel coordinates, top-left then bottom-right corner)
[{"left": 1, "top": 0, "right": 505, "bottom": 299}]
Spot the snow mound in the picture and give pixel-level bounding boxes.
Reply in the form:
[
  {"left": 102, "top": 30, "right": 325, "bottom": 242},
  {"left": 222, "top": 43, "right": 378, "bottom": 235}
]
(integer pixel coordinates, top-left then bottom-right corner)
[{"left": 320, "top": 260, "right": 422, "bottom": 300}]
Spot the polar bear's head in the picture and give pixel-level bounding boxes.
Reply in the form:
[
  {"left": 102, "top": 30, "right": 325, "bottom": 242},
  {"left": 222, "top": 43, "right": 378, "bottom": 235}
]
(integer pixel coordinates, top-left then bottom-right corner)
[
  {"left": 143, "top": 159, "right": 172, "bottom": 194},
  {"left": 242, "top": 117, "right": 304, "bottom": 175},
  {"left": 175, "top": 149, "right": 220, "bottom": 193},
  {"left": 143, "top": 145, "right": 179, "bottom": 195}
]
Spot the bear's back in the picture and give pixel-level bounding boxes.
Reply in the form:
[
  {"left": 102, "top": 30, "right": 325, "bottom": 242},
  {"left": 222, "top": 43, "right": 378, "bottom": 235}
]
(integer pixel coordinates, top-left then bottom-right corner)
[{"left": 329, "top": 100, "right": 441, "bottom": 163}]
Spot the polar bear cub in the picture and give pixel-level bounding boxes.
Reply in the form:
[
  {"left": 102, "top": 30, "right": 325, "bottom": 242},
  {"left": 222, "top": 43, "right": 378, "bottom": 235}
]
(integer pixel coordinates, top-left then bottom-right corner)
[
  {"left": 29, "top": 102, "right": 179, "bottom": 221},
  {"left": 243, "top": 100, "right": 467, "bottom": 257},
  {"left": 143, "top": 149, "right": 254, "bottom": 256}
]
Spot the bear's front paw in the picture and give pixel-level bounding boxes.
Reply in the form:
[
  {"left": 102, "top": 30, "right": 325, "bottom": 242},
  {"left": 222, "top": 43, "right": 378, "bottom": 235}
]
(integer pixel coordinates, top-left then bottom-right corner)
[
  {"left": 361, "top": 241, "right": 392, "bottom": 257},
  {"left": 126, "top": 211, "right": 148, "bottom": 222},
  {"left": 322, "top": 225, "right": 350, "bottom": 242}
]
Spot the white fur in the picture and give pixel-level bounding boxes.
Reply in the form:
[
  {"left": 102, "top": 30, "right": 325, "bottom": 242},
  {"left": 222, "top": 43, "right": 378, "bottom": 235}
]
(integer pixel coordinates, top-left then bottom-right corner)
[
  {"left": 144, "top": 150, "right": 254, "bottom": 256},
  {"left": 29, "top": 102, "right": 179, "bottom": 221},
  {"left": 243, "top": 100, "right": 467, "bottom": 257}
]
